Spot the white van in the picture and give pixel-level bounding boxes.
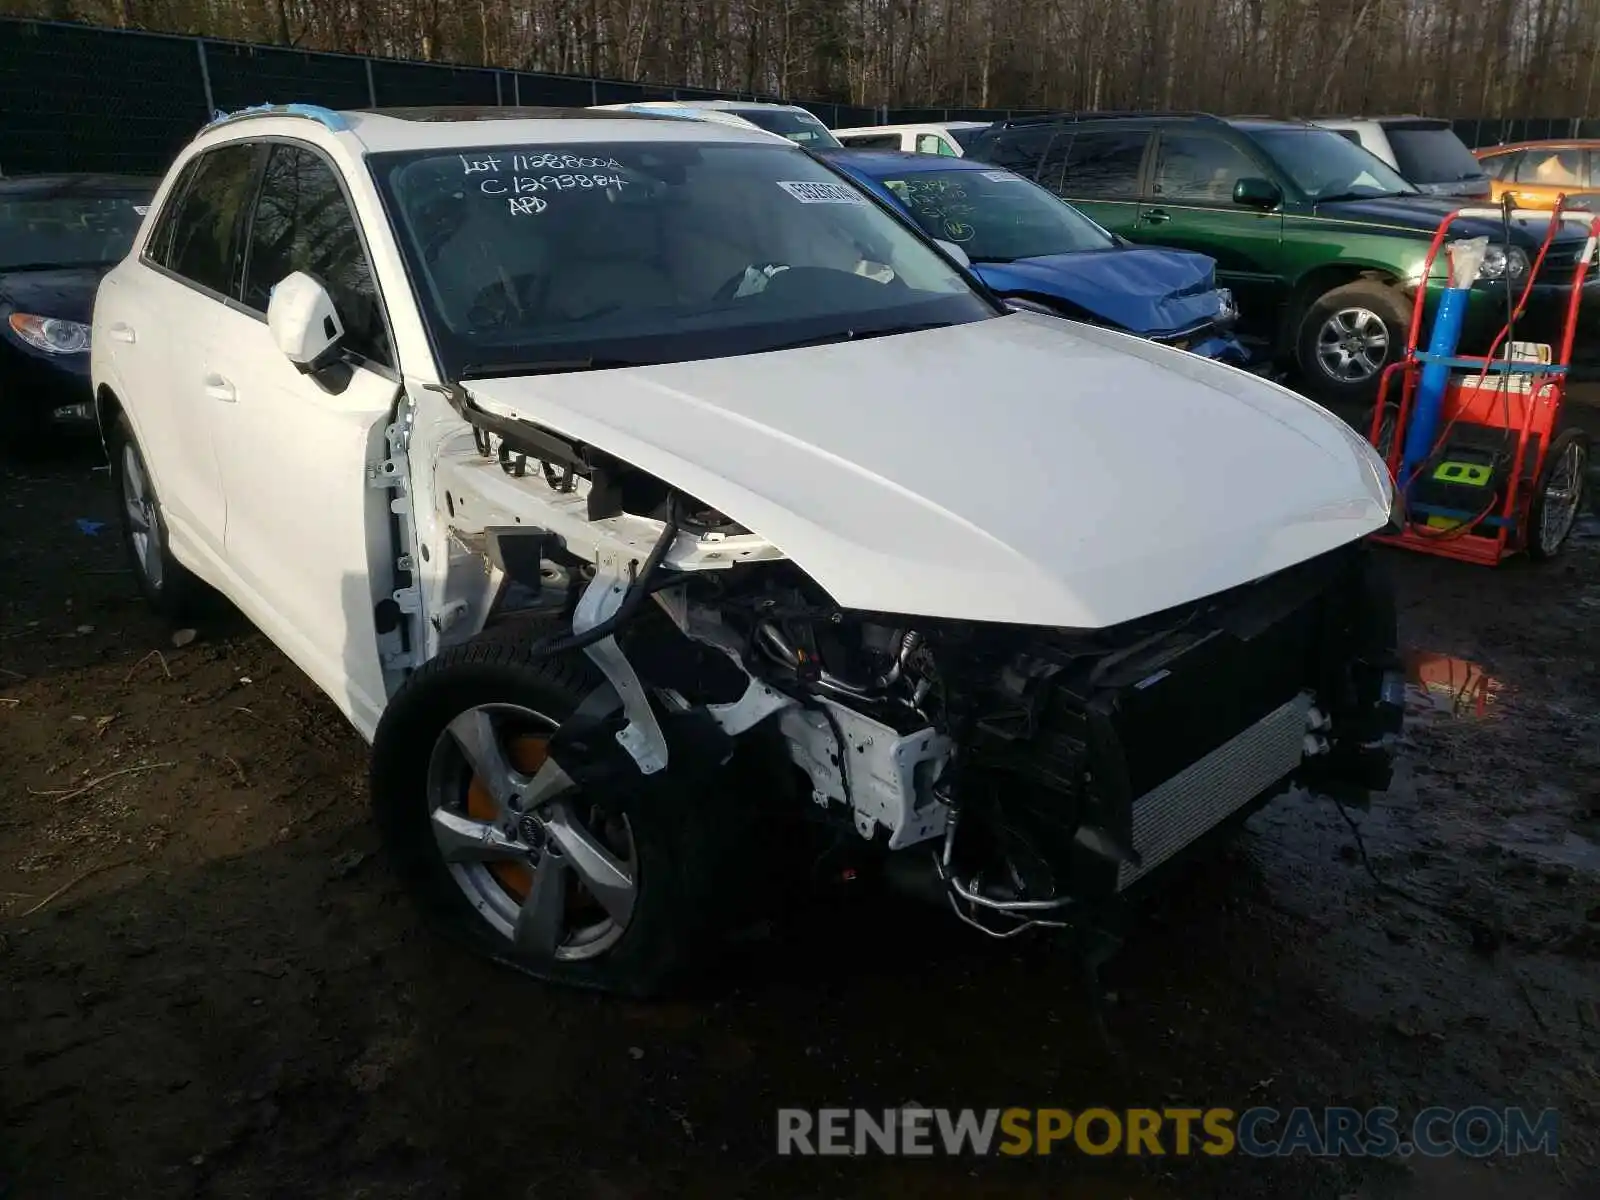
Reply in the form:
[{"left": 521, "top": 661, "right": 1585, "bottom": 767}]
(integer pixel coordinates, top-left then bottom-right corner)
[
  {"left": 590, "top": 100, "right": 842, "bottom": 148},
  {"left": 832, "top": 121, "right": 992, "bottom": 157}
]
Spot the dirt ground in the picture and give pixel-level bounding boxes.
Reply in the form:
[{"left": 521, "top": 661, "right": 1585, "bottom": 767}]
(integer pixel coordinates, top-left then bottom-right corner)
[{"left": 3, "top": 397, "right": 1599, "bottom": 1200}]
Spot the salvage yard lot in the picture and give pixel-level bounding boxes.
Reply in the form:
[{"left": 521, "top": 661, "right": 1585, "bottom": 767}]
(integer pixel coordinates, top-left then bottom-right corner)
[{"left": 3, "top": 404, "right": 1600, "bottom": 1199}]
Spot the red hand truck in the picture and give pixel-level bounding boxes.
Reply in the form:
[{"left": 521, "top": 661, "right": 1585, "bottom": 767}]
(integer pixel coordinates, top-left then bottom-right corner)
[{"left": 1367, "top": 196, "right": 1596, "bottom": 565}]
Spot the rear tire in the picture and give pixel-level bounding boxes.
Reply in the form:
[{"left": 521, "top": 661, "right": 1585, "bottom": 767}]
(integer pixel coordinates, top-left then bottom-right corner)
[
  {"left": 370, "top": 627, "right": 735, "bottom": 997},
  {"left": 1527, "top": 428, "right": 1589, "bottom": 561},
  {"left": 106, "top": 412, "right": 208, "bottom": 620},
  {"left": 1295, "top": 280, "right": 1411, "bottom": 406}
]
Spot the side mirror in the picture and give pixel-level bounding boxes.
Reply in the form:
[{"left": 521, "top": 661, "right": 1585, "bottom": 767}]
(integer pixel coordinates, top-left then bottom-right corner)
[
  {"left": 935, "top": 238, "right": 971, "bottom": 268},
  {"left": 1233, "top": 177, "right": 1282, "bottom": 210},
  {"left": 267, "top": 271, "right": 345, "bottom": 374}
]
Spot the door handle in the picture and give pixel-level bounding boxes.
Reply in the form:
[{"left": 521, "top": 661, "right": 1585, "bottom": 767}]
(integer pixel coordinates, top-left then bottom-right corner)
[
  {"left": 107, "top": 322, "right": 136, "bottom": 344},
  {"left": 203, "top": 374, "right": 237, "bottom": 403},
  {"left": 1142, "top": 208, "right": 1171, "bottom": 224}
]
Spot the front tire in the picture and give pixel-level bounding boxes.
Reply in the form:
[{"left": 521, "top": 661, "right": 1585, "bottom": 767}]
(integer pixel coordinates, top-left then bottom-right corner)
[
  {"left": 1295, "top": 280, "right": 1411, "bottom": 406},
  {"left": 107, "top": 412, "right": 208, "bottom": 620},
  {"left": 370, "top": 629, "right": 729, "bottom": 997}
]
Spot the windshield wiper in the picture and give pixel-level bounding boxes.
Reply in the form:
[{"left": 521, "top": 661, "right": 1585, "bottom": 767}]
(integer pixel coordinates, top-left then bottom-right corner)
[
  {"left": 758, "top": 321, "right": 958, "bottom": 354},
  {"left": 457, "top": 356, "right": 640, "bottom": 380},
  {"left": 1314, "top": 190, "right": 1408, "bottom": 204},
  {"left": 968, "top": 255, "right": 1017, "bottom": 264}
]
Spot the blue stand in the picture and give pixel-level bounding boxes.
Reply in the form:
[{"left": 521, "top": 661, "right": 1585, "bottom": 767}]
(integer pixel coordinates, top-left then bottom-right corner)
[{"left": 1399, "top": 286, "right": 1469, "bottom": 489}]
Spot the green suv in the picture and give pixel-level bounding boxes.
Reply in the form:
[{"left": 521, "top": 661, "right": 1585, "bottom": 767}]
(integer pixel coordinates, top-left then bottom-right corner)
[{"left": 965, "top": 113, "right": 1597, "bottom": 404}]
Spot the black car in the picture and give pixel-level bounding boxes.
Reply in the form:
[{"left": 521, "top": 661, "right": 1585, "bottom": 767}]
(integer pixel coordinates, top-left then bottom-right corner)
[{"left": 0, "top": 173, "right": 157, "bottom": 447}]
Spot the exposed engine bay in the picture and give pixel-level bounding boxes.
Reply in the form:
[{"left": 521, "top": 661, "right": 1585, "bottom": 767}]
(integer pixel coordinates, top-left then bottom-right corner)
[{"left": 415, "top": 387, "right": 1406, "bottom": 938}]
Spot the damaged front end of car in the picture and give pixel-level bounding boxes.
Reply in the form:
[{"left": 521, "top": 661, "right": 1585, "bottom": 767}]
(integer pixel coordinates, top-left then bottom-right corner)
[{"left": 419, "top": 381, "right": 1405, "bottom": 945}]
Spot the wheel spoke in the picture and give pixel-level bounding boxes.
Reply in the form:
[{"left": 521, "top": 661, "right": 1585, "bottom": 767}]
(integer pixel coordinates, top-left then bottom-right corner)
[
  {"left": 125, "top": 492, "right": 149, "bottom": 532},
  {"left": 122, "top": 446, "right": 145, "bottom": 501},
  {"left": 521, "top": 756, "right": 577, "bottom": 809},
  {"left": 431, "top": 808, "right": 529, "bottom": 863},
  {"left": 514, "top": 854, "right": 569, "bottom": 955},
  {"left": 140, "top": 534, "right": 162, "bottom": 585},
  {"left": 447, "top": 709, "right": 523, "bottom": 806},
  {"left": 545, "top": 803, "right": 636, "bottom": 924}
]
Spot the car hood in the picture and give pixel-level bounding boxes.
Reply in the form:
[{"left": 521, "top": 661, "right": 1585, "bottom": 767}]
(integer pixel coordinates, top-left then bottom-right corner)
[
  {"left": 1312, "top": 195, "right": 1573, "bottom": 248},
  {"left": 462, "top": 313, "right": 1392, "bottom": 629},
  {"left": 972, "top": 246, "right": 1222, "bottom": 336},
  {"left": 0, "top": 265, "right": 107, "bottom": 323}
]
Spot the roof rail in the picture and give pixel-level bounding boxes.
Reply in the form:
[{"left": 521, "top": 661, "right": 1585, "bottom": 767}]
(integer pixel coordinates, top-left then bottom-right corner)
[
  {"left": 994, "top": 110, "right": 1225, "bottom": 129},
  {"left": 205, "top": 103, "right": 350, "bottom": 133}
]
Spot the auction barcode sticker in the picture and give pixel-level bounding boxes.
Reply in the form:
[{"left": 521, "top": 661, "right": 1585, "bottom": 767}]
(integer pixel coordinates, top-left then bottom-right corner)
[
  {"left": 777, "top": 180, "right": 866, "bottom": 204},
  {"left": 981, "top": 171, "right": 1022, "bottom": 182}
]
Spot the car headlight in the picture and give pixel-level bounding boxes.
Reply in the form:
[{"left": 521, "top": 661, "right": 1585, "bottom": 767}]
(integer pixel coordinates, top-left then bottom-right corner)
[
  {"left": 1214, "top": 287, "right": 1238, "bottom": 326},
  {"left": 7, "top": 313, "right": 91, "bottom": 355},
  {"left": 1478, "top": 244, "right": 1529, "bottom": 281}
]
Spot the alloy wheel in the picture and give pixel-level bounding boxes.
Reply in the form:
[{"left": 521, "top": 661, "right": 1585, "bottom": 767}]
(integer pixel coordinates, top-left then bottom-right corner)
[
  {"left": 425, "top": 702, "right": 638, "bottom": 960},
  {"left": 1316, "top": 307, "right": 1390, "bottom": 383},
  {"left": 121, "top": 442, "right": 164, "bottom": 592}
]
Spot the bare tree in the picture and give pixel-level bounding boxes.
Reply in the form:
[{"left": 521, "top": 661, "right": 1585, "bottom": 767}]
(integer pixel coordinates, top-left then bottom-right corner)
[{"left": 3, "top": 0, "right": 1596, "bottom": 116}]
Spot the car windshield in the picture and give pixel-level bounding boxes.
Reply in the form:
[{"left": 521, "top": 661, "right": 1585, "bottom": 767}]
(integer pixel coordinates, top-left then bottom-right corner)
[
  {"left": 732, "top": 109, "right": 842, "bottom": 149},
  {"left": 371, "top": 140, "right": 994, "bottom": 378},
  {"left": 1384, "top": 123, "right": 1486, "bottom": 184},
  {"left": 877, "top": 166, "right": 1115, "bottom": 261},
  {"left": 1244, "top": 127, "right": 1418, "bottom": 201},
  {"left": 0, "top": 188, "right": 152, "bottom": 271}
]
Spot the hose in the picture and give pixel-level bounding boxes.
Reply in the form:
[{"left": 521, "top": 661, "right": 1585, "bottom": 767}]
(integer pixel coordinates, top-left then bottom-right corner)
[{"left": 527, "top": 505, "right": 681, "bottom": 658}]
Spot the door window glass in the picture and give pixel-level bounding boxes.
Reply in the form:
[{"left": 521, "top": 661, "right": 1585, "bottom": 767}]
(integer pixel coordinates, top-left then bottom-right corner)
[
  {"left": 166, "top": 143, "right": 262, "bottom": 296},
  {"left": 143, "top": 159, "right": 200, "bottom": 269},
  {"left": 1152, "top": 133, "right": 1259, "bottom": 203},
  {"left": 979, "top": 128, "right": 1056, "bottom": 180},
  {"left": 840, "top": 133, "right": 901, "bottom": 149},
  {"left": 1514, "top": 149, "right": 1584, "bottom": 186},
  {"left": 1479, "top": 151, "right": 1519, "bottom": 181},
  {"left": 243, "top": 144, "right": 391, "bottom": 367},
  {"left": 1061, "top": 130, "right": 1150, "bottom": 199}
]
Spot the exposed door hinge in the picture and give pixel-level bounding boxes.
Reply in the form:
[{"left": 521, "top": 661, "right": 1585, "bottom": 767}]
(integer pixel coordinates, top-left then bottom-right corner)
[{"left": 367, "top": 457, "right": 406, "bottom": 488}]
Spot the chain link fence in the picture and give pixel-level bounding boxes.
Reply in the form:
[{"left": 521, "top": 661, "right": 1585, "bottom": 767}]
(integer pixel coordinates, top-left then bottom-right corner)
[{"left": 1, "top": 16, "right": 1594, "bottom": 178}]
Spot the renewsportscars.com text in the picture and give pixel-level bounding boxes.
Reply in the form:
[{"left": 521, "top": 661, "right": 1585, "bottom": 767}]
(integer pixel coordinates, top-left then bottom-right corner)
[{"left": 776, "top": 1106, "right": 1560, "bottom": 1158}]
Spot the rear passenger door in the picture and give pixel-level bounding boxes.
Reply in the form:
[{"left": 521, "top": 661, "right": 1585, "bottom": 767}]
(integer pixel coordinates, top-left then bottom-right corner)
[
  {"left": 1139, "top": 128, "right": 1285, "bottom": 321},
  {"left": 204, "top": 140, "right": 400, "bottom": 732},
  {"left": 1044, "top": 126, "right": 1150, "bottom": 238},
  {"left": 123, "top": 141, "right": 265, "bottom": 569}
]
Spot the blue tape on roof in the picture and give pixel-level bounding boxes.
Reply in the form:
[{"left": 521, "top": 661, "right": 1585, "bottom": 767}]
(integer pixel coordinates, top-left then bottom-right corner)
[{"left": 206, "top": 103, "right": 350, "bottom": 132}]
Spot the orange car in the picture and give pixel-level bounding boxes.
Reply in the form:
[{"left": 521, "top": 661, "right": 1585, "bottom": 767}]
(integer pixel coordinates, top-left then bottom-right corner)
[{"left": 1474, "top": 139, "right": 1600, "bottom": 208}]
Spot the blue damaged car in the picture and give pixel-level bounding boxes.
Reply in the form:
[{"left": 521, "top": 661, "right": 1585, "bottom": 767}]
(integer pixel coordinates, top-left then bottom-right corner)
[{"left": 823, "top": 149, "right": 1250, "bottom": 365}]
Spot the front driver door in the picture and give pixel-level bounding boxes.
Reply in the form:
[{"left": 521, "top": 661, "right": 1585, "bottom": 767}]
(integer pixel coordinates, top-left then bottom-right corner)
[
  {"left": 206, "top": 140, "right": 400, "bottom": 734},
  {"left": 1044, "top": 125, "right": 1152, "bottom": 239},
  {"left": 1137, "top": 129, "right": 1285, "bottom": 328}
]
